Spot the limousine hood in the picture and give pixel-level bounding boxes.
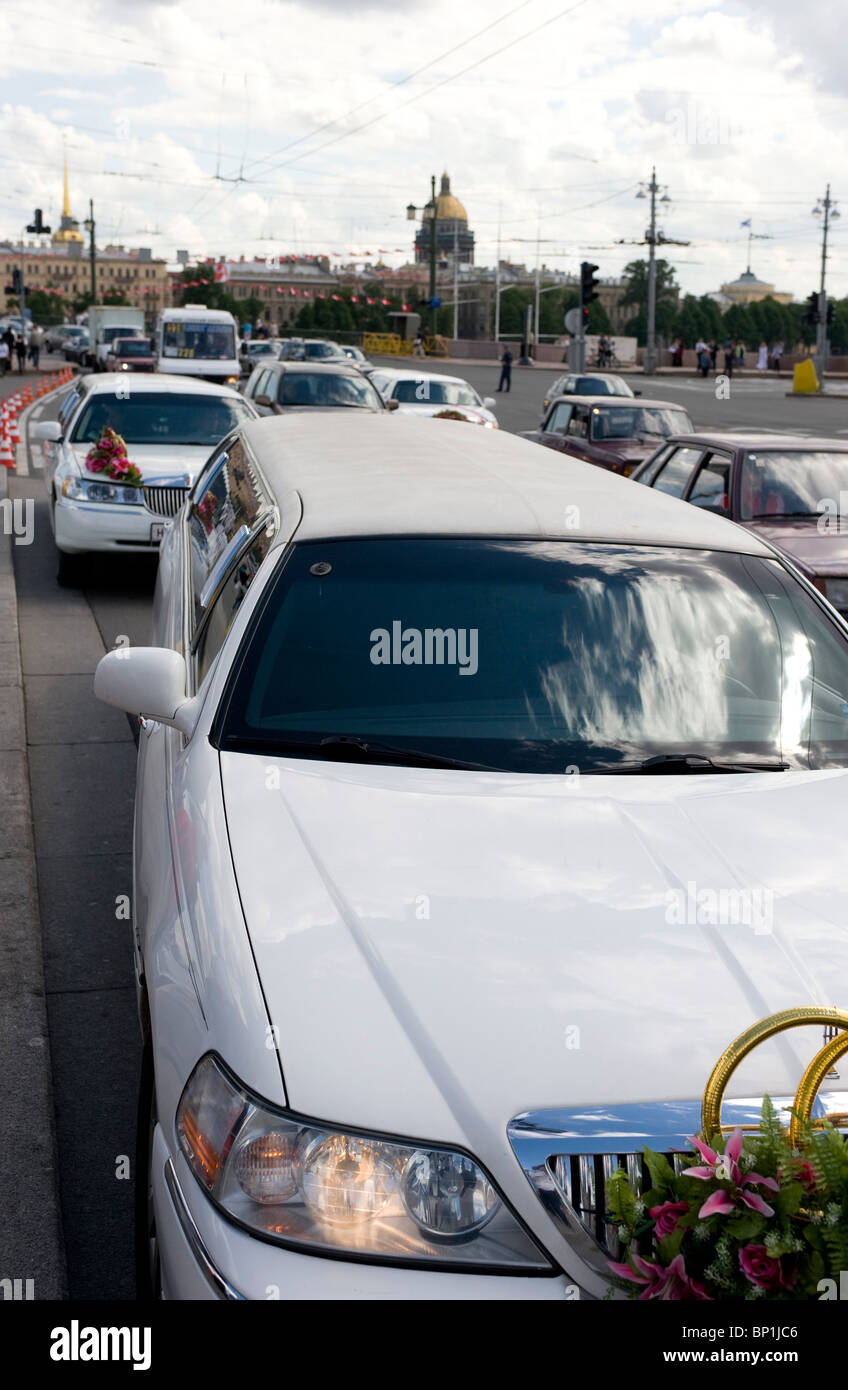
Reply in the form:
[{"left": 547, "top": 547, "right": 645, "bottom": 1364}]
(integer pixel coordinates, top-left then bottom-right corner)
[
  {"left": 70, "top": 443, "right": 211, "bottom": 484},
  {"left": 221, "top": 754, "right": 848, "bottom": 1154}
]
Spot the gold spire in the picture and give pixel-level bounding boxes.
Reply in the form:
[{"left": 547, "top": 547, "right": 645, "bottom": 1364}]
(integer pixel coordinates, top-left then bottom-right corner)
[
  {"left": 52, "top": 145, "right": 84, "bottom": 245},
  {"left": 62, "top": 147, "right": 71, "bottom": 219}
]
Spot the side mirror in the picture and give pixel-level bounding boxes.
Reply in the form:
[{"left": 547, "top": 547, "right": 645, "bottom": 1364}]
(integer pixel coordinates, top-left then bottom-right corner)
[
  {"left": 632, "top": 389, "right": 642, "bottom": 397},
  {"left": 255, "top": 393, "right": 272, "bottom": 408},
  {"left": 32, "top": 420, "right": 62, "bottom": 442},
  {"left": 94, "top": 647, "right": 199, "bottom": 736},
  {"left": 385, "top": 398, "right": 400, "bottom": 411},
  {"left": 482, "top": 396, "right": 496, "bottom": 410}
]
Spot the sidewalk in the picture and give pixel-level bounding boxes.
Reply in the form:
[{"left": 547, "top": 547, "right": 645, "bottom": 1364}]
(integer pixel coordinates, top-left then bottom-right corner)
[{"left": 0, "top": 441, "right": 66, "bottom": 1297}]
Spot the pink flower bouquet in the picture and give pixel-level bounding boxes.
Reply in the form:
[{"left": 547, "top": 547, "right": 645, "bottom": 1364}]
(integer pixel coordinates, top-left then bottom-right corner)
[
  {"left": 607, "top": 1098, "right": 848, "bottom": 1300},
  {"left": 84, "top": 428, "right": 143, "bottom": 487}
]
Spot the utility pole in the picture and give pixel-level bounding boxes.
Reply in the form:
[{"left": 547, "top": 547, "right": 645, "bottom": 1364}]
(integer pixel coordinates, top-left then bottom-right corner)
[
  {"left": 429, "top": 174, "right": 437, "bottom": 340},
  {"left": 453, "top": 222, "right": 459, "bottom": 341},
  {"left": 494, "top": 205, "right": 502, "bottom": 343},
  {"left": 813, "top": 185, "right": 840, "bottom": 377},
  {"left": 632, "top": 169, "right": 684, "bottom": 375},
  {"left": 645, "top": 168, "right": 658, "bottom": 375},
  {"left": 85, "top": 199, "right": 97, "bottom": 305},
  {"left": 533, "top": 215, "right": 541, "bottom": 344}
]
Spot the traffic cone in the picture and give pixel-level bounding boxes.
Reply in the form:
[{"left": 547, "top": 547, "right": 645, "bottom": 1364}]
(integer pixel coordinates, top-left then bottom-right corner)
[
  {"left": 7, "top": 409, "right": 21, "bottom": 446},
  {"left": 0, "top": 417, "right": 13, "bottom": 469}
]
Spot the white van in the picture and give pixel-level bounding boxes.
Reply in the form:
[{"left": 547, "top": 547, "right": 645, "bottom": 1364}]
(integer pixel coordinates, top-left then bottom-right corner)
[{"left": 156, "top": 305, "right": 240, "bottom": 384}]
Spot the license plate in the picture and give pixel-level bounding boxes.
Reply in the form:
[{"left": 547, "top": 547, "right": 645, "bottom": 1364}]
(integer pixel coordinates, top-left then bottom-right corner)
[{"left": 150, "top": 522, "right": 165, "bottom": 543}]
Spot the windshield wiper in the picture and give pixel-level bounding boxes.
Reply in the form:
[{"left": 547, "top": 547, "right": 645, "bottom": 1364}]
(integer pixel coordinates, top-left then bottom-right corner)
[
  {"left": 586, "top": 753, "right": 789, "bottom": 775},
  {"left": 226, "top": 733, "right": 501, "bottom": 772},
  {"left": 750, "top": 511, "right": 819, "bottom": 520}
]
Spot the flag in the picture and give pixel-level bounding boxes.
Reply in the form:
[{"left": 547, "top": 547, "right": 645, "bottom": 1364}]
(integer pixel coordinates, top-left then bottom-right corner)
[
  {"left": 380, "top": 298, "right": 391, "bottom": 306},
  {"left": 366, "top": 297, "right": 375, "bottom": 305},
  {"left": 214, "top": 261, "right": 230, "bottom": 283},
  {"left": 350, "top": 296, "right": 359, "bottom": 303},
  {"left": 331, "top": 294, "right": 342, "bottom": 302},
  {"left": 740, "top": 219, "right": 752, "bottom": 228},
  {"left": 401, "top": 302, "right": 411, "bottom": 311},
  {"left": 303, "top": 290, "right": 312, "bottom": 299}
]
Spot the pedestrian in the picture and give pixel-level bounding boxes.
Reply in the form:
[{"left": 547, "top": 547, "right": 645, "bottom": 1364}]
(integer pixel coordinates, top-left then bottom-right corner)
[
  {"left": 497, "top": 343, "right": 513, "bottom": 392},
  {"left": 771, "top": 340, "right": 783, "bottom": 371},
  {"left": 756, "top": 340, "right": 768, "bottom": 371},
  {"left": 723, "top": 338, "right": 734, "bottom": 377},
  {"left": 695, "top": 336, "right": 710, "bottom": 378},
  {"left": 736, "top": 341, "right": 745, "bottom": 368},
  {"left": 668, "top": 338, "right": 679, "bottom": 367},
  {"left": 0, "top": 337, "right": 8, "bottom": 376},
  {"left": 709, "top": 338, "right": 718, "bottom": 369},
  {"left": 15, "top": 333, "right": 26, "bottom": 373},
  {"left": 412, "top": 328, "right": 425, "bottom": 359},
  {"left": 29, "top": 323, "right": 43, "bottom": 371}
]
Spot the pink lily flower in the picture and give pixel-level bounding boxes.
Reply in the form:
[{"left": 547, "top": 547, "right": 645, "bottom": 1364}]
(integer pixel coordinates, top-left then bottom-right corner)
[
  {"left": 684, "top": 1128, "right": 779, "bottom": 1219},
  {"left": 610, "top": 1252, "right": 712, "bottom": 1301}
]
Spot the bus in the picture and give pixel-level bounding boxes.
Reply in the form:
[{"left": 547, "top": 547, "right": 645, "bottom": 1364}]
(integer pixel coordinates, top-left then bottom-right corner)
[{"left": 156, "top": 305, "right": 240, "bottom": 384}]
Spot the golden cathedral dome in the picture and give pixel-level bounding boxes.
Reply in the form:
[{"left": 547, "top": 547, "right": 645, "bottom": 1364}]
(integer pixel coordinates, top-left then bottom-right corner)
[{"left": 426, "top": 173, "right": 468, "bottom": 223}]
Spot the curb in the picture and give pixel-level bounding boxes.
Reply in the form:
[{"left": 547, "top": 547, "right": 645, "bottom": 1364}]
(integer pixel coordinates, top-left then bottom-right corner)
[{"left": 0, "top": 436, "right": 68, "bottom": 1296}]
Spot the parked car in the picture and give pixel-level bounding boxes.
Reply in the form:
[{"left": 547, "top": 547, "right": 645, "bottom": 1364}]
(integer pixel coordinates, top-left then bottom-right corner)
[
  {"left": 106, "top": 336, "right": 156, "bottom": 373},
  {"left": 370, "top": 368, "right": 498, "bottom": 426},
  {"left": 242, "top": 360, "right": 390, "bottom": 415},
  {"left": 93, "top": 411, "right": 848, "bottom": 1301},
  {"left": 63, "top": 332, "right": 90, "bottom": 366},
  {"left": 45, "top": 323, "right": 86, "bottom": 353},
  {"left": 541, "top": 372, "right": 638, "bottom": 414},
  {"left": 238, "top": 339, "right": 282, "bottom": 375},
  {"left": 31, "top": 373, "right": 257, "bottom": 585},
  {"left": 340, "top": 344, "right": 373, "bottom": 370},
  {"left": 277, "top": 337, "right": 349, "bottom": 363},
  {"left": 520, "top": 396, "right": 693, "bottom": 475},
  {"left": 632, "top": 431, "right": 848, "bottom": 618}
]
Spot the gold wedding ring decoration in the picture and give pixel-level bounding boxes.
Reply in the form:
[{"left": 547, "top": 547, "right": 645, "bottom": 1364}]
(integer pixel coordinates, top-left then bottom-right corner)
[{"left": 701, "top": 1006, "right": 848, "bottom": 1147}]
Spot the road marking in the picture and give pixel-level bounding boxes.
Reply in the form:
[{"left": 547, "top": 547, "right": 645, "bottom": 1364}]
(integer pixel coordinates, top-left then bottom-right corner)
[
  {"left": 15, "top": 442, "right": 28, "bottom": 476},
  {"left": 31, "top": 404, "right": 43, "bottom": 420}
]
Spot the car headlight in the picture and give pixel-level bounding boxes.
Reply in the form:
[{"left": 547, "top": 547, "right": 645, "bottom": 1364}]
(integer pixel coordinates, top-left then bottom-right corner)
[
  {"left": 177, "top": 1054, "right": 551, "bottom": 1270},
  {"left": 61, "top": 474, "right": 144, "bottom": 504},
  {"left": 825, "top": 578, "right": 848, "bottom": 610}
]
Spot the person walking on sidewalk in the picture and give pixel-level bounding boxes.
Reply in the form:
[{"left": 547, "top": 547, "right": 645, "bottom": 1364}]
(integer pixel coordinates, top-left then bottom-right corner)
[
  {"left": 756, "top": 340, "right": 768, "bottom": 371},
  {"left": 771, "top": 340, "right": 783, "bottom": 372},
  {"left": 0, "top": 338, "right": 8, "bottom": 376},
  {"left": 411, "top": 328, "right": 425, "bottom": 359},
  {"left": 723, "top": 338, "right": 735, "bottom": 377},
  {"left": 29, "top": 324, "right": 43, "bottom": 371},
  {"left": 497, "top": 344, "right": 513, "bottom": 392},
  {"left": 695, "top": 336, "right": 710, "bottom": 378},
  {"left": 14, "top": 333, "right": 26, "bottom": 373}
]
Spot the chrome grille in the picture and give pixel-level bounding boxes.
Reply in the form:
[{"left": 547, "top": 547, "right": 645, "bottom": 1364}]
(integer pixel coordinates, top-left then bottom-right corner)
[
  {"left": 507, "top": 1092, "right": 847, "bottom": 1279},
  {"left": 143, "top": 484, "right": 187, "bottom": 518}
]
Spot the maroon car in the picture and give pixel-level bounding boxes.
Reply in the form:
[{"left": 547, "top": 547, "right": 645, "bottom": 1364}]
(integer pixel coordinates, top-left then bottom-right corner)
[
  {"left": 632, "top": 432, "right": 848, "bottom": 617},
  {"left": 105, "top": 337, "right": 156, "bottom": 373},
  {"left": 519, "top": 395, "right": 693, "bottom": 476}
]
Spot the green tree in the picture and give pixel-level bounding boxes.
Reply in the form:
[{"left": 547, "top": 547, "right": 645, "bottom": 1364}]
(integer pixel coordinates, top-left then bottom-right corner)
[
  {"left": 20, "top": 289, "right": 67, "bottom": 324},
  {"left": 621, "top": 258, "right": 679, "bottom": 343}
]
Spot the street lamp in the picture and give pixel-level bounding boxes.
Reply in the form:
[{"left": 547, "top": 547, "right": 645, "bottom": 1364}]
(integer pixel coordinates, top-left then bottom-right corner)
[{"left": 406, "top": 176, "right": 438, "bottom": 340}]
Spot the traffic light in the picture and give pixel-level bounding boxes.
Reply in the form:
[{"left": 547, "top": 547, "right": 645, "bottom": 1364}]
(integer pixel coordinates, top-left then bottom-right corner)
[
  {"left": 4, "top": 269, "right": 22, "bottom": 296},
  {"left": 580, "top": 261, "right": 600, "bottom": 306},
  {"left": 805, "top": 291, "right": 820, "bottom": 325},
  {"left": 26, "top": 208, "right": 50, "bottom": 235},
  {"left": 826, "top": 301, "right": 835, "bottom": 326}
]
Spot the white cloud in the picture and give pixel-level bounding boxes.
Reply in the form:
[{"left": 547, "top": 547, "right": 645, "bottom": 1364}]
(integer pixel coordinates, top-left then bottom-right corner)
[{"left": 0, "top": 0, "right": 841, "bottom": 300}]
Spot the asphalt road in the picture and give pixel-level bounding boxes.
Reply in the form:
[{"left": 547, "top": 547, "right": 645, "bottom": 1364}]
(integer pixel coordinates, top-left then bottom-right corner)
[
  {"left": 374, "top": 355, "right": 848, "bottom": 437},
  {"left": 5, "top": 357, "right": 847, "bottom": 1300}
]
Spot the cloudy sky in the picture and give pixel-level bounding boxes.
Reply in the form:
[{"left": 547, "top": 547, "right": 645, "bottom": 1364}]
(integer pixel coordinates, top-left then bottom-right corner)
[{"left": 0, "top": 0, "right": 844, "bottom": 298}]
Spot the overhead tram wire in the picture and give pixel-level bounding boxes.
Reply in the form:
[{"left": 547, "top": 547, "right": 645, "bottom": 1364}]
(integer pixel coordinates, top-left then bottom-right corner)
[{"left": 250, "top": 0, "right": 592, "bottom": 178}]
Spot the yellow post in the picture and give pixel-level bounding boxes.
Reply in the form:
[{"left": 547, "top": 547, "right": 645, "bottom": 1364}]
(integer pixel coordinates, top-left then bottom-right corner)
[{"left": 792, "top": 359, "right": 820, "bottom": 393}]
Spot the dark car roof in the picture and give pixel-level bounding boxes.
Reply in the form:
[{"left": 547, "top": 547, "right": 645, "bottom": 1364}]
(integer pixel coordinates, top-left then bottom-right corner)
[
  {"left": 654, "top": 432, "right": 848, "bottom": 451},
  {"left": 548, "top": 394, "right": 686, "bottom": 410}
]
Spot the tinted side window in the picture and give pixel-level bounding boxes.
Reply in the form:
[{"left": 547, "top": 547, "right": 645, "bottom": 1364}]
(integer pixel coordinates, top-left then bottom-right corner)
[
  {"left": 195, "top": 531, "right": 273, "bottom": 685},
  {"left": 546, "top": 403, "right": 573, "bottom": 434},
  {"left": 651, "top": 447, "right": 704, "bottom": 498},
  {"left": 688, "top": 452, "right": 732, "bottom": 510},
  {"left": 636, "top": 445, "right": 674, "bottom": 486},
  {"left": 188, "top": 439, "right": 268, "bottom": 627}
]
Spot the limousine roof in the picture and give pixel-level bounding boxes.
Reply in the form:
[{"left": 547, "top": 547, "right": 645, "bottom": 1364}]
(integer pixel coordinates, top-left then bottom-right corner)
[{"left": 240, "top": 411, "right": 774, "bottom": 553}]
